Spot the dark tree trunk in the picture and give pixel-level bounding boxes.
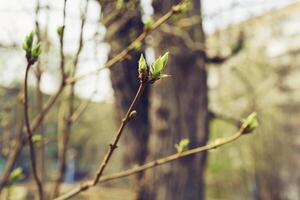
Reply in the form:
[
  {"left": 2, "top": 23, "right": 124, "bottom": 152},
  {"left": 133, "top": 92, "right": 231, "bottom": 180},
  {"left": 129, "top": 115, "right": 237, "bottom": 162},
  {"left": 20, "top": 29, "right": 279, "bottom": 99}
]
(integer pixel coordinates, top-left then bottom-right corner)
[
  {"left": 100, "top": 0, "right": 150, "bottom": 193},
  {"left": 138, "top": 0, "right": 209, "bottom": 199}
]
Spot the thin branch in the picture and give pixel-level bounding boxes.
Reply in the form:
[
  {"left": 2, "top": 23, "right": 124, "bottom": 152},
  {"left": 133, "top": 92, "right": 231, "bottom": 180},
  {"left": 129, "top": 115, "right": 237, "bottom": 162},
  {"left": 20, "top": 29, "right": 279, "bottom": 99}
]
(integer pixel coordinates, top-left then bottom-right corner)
[
  {"left": 24, "top": 63, "right": 44, "bottom": 200},
  {"left": 98, "top": 126, "right": 247, "bottom": 183},
  {"left": 206, "top": 31, "right": 245, "bottom": 64},
  {"left": 54, "top": 81, "right": 147, "bottom": 200},
  {"left": 65, "top": 0, "right": 187, "bottom": 84},
  {"left": 52, "top": 1, "right": 88, "bottom": 196},
  {"left": 59, "top": 0, "right": 67, "bottom": 80},
  {"left": 54, "top": 120, "right": 250, "bottom": 200}
]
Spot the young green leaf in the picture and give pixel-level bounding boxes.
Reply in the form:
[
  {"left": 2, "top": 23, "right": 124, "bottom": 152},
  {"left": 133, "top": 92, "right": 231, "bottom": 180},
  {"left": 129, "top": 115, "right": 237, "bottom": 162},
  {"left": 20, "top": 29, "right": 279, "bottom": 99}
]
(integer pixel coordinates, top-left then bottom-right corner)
[
  {"left": 22, "top": 31, "right": 34, "bottom": 52},
  {"left": 31, "top": 43, "right": 42, "bottom": 62},
  {"left": 133, "top": 40, "right": 142, "bottom": 51},
  {"left": 175, "top": 138, "right": 190, "bottom": 153},
  {"left": 116, "top": 0, "right": 124, "bottom": 9},
  {"left": 138, "top": 54, "right": 147, "bottom": 74},
  {"left": 241, "top": 112, "right": 258, "bottom": 134},
  {"left": 22, "top": 32, "right": 35, "bottom": 60},
  {"left": 149, "top": 52, "right": 170, "bottom": 81},
  {"left": 57, "top": 26, "right": 64, "bottom": 37},
  {"left": 32, "top": 134, "right": 42, "bottom": 144},
  {"left": 9, "top": 167, "right": 24, "bottom": 182}
]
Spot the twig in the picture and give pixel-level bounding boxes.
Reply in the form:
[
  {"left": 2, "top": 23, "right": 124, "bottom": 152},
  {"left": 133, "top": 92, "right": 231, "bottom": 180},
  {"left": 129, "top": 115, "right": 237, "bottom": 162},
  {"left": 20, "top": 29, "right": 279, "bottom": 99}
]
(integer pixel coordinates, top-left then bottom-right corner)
[
  {"left": 54, "top": 80, "right": 146, "bottom": 200},
  {"left": 98, "top": 126, "right": 247, "bottom": 183},
  {"left": 24, "top": 63, "right": 44, "bottom": 200},
  {"left": 54, "top": 121, "right": 249, "bottom": 200},
  {"left": 52, "top": 1, "right": 88, "bottom": 196},
  {"left": 59, "top": 0, "right": 67, "bottom": 80}
]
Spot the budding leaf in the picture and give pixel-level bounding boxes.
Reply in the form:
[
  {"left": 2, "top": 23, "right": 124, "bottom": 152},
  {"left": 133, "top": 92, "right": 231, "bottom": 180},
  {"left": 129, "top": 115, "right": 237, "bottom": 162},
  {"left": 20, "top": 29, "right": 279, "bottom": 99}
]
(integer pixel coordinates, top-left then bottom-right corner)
[
  {"left": 241, "top": 112, "right": 258, "bottom": 134},
  {"left": 133, "top": 40, "right": 142, "bottom": 51},
  {"left": 31, "top": 43, "right": 42, "bottom": 62},
  {"left": 179, "top": 0, "right": 192, "bottom": 12},
  {"left": 32, "top": 134, "right": 42, "bottom": 144},
  {"left": 116, "top": 0, "right": 124, "bottom": 9},
  {"left": 22, "top": 31, "right": 35, "bottom": 58},
  {"left": 144, "top": 16, "right": 154, "bottom": 30},
  {"left": 10, "top": 167, "right": 24, "bottom": 182},
  {"left": 150, "top": 52, "right": 169, "bottom": 80},
  {"left": 57, "top": 26, "right": 64, "bottom": 37},
  {"left": 175, "top": 138, "right": 190, "bottom": 153},
  {"left": 138, "top": 54, "right": 147, "bottom": 74}
]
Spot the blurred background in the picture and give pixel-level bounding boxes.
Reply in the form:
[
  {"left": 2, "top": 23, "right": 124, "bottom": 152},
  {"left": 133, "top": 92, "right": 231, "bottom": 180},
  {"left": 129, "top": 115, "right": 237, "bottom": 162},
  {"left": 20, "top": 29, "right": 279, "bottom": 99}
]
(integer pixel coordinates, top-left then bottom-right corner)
[{"left": 0, "top": 0, "right": 300, "bottom": 199}]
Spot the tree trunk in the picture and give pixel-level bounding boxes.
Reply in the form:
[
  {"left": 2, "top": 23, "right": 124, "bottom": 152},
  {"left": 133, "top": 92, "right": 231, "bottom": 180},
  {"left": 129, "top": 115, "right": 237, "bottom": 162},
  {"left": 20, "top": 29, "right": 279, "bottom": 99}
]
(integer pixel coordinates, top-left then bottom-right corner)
[
  {"left": 100, "top": 0, "right": 150, "bottom": 194},
  {"left": 138, "top": 0, "right": 209, "bottom": 199}
]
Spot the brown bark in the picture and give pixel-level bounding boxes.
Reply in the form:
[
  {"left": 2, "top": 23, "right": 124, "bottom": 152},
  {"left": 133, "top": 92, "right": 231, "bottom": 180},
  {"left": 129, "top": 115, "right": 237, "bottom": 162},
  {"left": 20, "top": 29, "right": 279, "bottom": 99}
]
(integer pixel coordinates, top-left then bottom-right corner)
[{"left": 138, "top": 0, "right": 209, "bottom": 199}]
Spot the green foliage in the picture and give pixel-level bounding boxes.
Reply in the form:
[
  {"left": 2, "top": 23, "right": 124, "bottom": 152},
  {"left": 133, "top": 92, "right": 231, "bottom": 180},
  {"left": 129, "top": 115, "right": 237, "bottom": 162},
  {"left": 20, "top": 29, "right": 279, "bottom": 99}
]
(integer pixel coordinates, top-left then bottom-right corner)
[
  {"left": 241, "top": 112, "right": 258, "bottom": 134},
  {"left": 9, "top": 167, "right": 24, "bottom": 182},
  {"left": 175, "top": 138, "right": 190, "bottom": 153},
  {"left": 22, "top": 31, "right": 34, "bottom": 59},
  {"left": 22, "top": 31, "right": 42, "bottom": 64},
  {"left": 149, "top": 52, "right": 170, "bottom": 81}
]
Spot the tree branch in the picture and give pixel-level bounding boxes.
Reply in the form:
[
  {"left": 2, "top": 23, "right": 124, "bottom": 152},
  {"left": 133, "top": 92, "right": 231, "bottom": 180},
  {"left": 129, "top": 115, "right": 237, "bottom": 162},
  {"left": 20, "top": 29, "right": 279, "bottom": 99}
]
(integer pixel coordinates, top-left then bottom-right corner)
[
  {"left": 54, "top": 118, "right": 251, "bottom": 200},
  {"left": 65, "top": 0, "right": 188, "bottom": 84},
  {"left": 24, "top": 63, "right": 44, "bottom": 200},
  {"left": 54, "top": 80, "right": 147, "bottom": 200}
]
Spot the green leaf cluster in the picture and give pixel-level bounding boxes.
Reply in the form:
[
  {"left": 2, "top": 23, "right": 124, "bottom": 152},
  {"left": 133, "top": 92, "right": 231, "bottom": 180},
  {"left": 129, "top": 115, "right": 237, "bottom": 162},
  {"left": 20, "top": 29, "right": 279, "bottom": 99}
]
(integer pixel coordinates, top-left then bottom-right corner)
[
  {"left": 149, "top": 52, "right": 170, "bottom": 80},
  {"left": 9, "top": 167, "right": 24, "bottom": 182},
  {"left": 22, "top": 31, "right": 42, "bottom": 63},
  {"left": 138, "top": 54, "right": 147, "bottom": 74},
  {"left": 32, "top": 134, "right": 42, "bottom": 144},
  {"left": 241, "top": 112, "right": 259, "bottom": 134},
  {"left": 175, "top": 138, "right": 190, "bottom": 153}
]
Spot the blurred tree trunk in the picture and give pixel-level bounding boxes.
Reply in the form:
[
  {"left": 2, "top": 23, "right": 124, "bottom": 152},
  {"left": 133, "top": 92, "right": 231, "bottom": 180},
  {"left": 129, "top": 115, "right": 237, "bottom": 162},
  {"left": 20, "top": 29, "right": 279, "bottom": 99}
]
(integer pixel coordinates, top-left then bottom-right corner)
[
  {"left": 138, "top": 0, "right": 209, "bottom": 199},
  {"left": 99, "top": 0, "right": 150, "bottom": 194}
]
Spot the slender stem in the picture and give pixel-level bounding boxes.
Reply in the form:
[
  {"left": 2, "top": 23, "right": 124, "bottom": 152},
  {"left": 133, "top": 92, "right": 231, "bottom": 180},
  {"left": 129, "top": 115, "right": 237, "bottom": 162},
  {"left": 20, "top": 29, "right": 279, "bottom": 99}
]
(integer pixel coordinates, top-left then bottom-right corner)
[
  {"left": 52, "top": 1, "right": 88, "bottom": 196},
  {"left": 99, "top": 126, "right": 246, "bottom": 183},
  {"left": 24, "top": 63, "right": 44, "bottom": 200},
  {"left": 54, "top": 124, "right": 247, "bottom": 200},
  {"left": 54, "top": 81, "right": 146, "bottom": 200}
]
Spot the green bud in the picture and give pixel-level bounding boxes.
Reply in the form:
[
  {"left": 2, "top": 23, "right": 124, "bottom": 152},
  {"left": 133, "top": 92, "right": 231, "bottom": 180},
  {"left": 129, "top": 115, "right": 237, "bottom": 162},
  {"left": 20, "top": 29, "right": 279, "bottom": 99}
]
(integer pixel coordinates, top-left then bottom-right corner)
[
  {"left": 179, "top": 0, "right": 191, "bottom": 12},
  {"left": 175, "top": 138, "right": 190, "bottom": 153},
  {"left": 22, "top": 31, "right": 35, "bottom": 59},
  {"left": 116, "top": 0, "right": 124, "bottom": 9},
  {"left": 10, "top": 167, "right": 24, "bottom": 182},
  {"left": 241, "top": 112, "right": 258, "bottom": 134},
  {"left": 138, "top": 54, "right": 147, "bottom": 74},
  {"left": 144, "top": 16, "right": 154, "bottom": 30},
  {"left": 133, "top": 40, "right": 142, "bottom": 51},
  {"left": 31, "top": 43, "right": 42, "bottom": 62},
  {"left": 150, "top": 52, "right": 169, "bottom": 80},
  {"left": 57, "top": 26, "right": 64, "bottom": 37},
  {"left": 32, "top": 134, "right": 42, "bottom": 144},
  {"left": 173, "top": 0, "right": 191, "bottom": 13}
]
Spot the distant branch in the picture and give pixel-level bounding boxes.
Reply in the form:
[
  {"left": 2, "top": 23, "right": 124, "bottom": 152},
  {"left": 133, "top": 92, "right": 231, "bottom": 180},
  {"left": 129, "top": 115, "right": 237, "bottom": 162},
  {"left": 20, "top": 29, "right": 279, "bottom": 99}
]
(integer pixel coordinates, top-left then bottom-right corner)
[{"left": 65, "top": 0, "right": 188, "bottom": 84}]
